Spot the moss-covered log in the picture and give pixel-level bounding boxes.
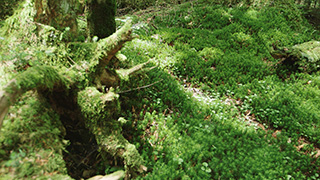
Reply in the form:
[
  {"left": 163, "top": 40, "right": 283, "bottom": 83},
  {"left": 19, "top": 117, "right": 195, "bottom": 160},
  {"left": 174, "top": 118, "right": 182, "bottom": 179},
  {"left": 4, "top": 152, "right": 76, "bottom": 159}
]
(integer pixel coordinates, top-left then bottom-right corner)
[
  {"left": 78, "top": 87, "right": 146, "bottom": 179},
  {"left": 92, "top": 20, "right": 137, "bottom": 91},
  {"left": 271, "top": 41, "right": 320, "bottom": 73},
  {"left": 94, "top": 20, "right": 135, "bottom": 66},
  {"left": 0, "top": 20, "right": 148, "bottom": 178},
  {"left": 0, "top": 66, "right": 71, "bottom": 129},
  {"left": 0, "top": 20, "right": 140, "bottom": 129}
]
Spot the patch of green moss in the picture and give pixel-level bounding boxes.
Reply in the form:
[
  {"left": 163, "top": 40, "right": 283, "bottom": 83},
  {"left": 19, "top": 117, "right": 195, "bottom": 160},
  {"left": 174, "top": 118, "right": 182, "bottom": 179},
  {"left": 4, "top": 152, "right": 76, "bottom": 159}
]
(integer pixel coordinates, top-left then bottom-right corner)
[
  {"left": 0, "top": 93, "right": 68, "bottom": 179},
  {"left": 118, "top": 1, "right": 320, "bottom": 179},
  {"left": 77, "top": 87, "right": 120, "bottom": 130},
  {"left": 15, "top": 66, "right": 69, "bottom": 91},
  {"left": 123, "top": 143, "right": 144, "bottom": 169}
]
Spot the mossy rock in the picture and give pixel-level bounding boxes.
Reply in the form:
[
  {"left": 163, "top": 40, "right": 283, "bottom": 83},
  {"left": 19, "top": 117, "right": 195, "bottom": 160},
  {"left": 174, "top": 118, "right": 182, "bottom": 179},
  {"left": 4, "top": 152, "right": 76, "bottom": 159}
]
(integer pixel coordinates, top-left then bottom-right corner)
[
  {"left": 272, "top": 41, "right": 320, "bottom": 73},
  {"left": 291, "top": 41, "right": 320, "bottom": 62},
  {"left": 291, "top": 41, "right": 320, "bottom": 72}
]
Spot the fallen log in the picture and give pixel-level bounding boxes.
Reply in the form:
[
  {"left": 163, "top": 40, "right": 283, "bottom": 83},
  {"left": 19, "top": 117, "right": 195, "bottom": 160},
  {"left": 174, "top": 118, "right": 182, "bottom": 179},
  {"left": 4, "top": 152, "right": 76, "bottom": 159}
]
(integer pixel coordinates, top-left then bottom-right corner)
[{"left": 0, "top": 20, "right": 148, "bottom": 178}]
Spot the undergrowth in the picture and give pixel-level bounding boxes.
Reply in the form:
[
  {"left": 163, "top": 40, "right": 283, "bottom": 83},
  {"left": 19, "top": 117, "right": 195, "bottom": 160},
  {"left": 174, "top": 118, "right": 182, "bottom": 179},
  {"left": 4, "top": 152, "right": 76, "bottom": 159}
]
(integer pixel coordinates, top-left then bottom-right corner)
[
  {"left": 118, "top": 1, "right": 320, "bottom": 179},
  {"left": 1, "top": 0, "right": 320, "bottom": 179},
  {"left": 0, "top": 92, "right": 70, "bottom": 179}
]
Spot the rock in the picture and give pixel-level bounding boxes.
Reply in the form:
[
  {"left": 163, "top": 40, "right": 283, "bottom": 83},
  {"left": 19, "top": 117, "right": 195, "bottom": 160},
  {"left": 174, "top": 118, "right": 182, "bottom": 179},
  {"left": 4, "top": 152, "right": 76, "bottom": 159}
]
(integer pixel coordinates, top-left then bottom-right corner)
[
  {"left": 271, "top": 41, "right": 320, "bottom": 73},
  {"left": 87, "top": 170, "right": 125, "bottom": 180}
]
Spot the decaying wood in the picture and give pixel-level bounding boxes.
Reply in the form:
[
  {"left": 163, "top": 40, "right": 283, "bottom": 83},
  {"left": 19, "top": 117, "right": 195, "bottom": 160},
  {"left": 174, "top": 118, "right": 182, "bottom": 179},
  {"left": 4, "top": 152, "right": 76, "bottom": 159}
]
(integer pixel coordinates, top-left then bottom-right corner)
[
  {"left": 0, "top": 20, "right": 148, "bottom": 178},
  {"left": 0, "top": 66, "right": 70, "bottom": 129},
  {"left": 0, "top": 21, "right": 136, "bottom": 129},
  {"left": 88, "top": 170, "right": 125, "bottom": 180},
  {"left": 95, "top": 20, "right": 136, "bottom": 66},
  {"left": 77, "top": 87, "right": 146, "bottom": 179}
]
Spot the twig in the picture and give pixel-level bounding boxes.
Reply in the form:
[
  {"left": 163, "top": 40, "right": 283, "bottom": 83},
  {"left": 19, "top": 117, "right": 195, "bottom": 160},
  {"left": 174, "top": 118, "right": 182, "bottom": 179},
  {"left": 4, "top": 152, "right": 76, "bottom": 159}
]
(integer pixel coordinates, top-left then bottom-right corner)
[
  {"left": 76, "top": 145, "right": 99, "bottom": 167},
  {"left": 118, "top": 79, "right": 163, "bottom": 94},
  {"left": 67, "top": 56, "right": 76, "bottom": 64}
]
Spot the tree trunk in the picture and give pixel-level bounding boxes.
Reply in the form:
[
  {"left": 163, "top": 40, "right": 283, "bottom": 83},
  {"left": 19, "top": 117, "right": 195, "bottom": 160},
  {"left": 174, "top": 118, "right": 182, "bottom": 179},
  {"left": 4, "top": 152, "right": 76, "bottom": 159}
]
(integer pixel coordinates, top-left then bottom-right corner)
[
  {"left": 86, "top": 0, "right": 117, "bottom": 38},
  {"left": 34, "top": 0, "right": 79, "bottom": 36}
]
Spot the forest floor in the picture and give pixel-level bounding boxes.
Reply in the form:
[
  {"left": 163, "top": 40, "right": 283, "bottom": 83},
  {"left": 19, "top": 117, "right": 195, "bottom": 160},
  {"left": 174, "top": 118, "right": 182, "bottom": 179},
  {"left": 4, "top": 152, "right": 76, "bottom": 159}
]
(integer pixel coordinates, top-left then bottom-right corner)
[
  {"left": 1, "top": 1, "right": 320, "bottom": 180},
  {"left": 116, "top": 2, "right": 320, "bottom": 179}
]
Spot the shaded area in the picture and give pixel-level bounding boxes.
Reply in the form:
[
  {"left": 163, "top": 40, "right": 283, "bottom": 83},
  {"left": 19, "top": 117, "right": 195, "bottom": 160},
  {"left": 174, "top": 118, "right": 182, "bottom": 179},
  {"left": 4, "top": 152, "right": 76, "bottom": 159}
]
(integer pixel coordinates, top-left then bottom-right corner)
[
  {"left": 44, "top": 90, "right": 106, "bottom": 179},
  {"left": 61, "top": 115, "right": 101, "bottom": 179},
  {"left": 304, "top": 8, "right": 320, "bottom": 30},
  {"left": 0, "top": 0, "right": 22, "bottom": 21}
]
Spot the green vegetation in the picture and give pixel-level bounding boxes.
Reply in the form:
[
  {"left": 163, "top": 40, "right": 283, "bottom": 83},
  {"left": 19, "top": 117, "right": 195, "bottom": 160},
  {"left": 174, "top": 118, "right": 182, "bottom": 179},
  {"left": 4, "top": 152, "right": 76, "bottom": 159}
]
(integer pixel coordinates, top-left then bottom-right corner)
[
  {"left": 1, "top": 0, "right": 320, "bottom": 179},
  {"left": 0, "top": 0, "right": 23, "bottom": 21},
  {"left": 0, "top": 92, "right": 71, "bottom": 179}
]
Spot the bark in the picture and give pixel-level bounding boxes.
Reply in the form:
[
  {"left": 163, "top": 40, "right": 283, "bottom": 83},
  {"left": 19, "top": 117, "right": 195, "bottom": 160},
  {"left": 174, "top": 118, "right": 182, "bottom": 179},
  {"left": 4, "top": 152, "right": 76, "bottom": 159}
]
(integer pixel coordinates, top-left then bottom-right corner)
[
  {"left": 34, "top": 0, "right": 80, "bottom": 37},
  {"left": 77, "top": 88, "right": 146, "bottom": 179},
  {"left": 93, "top": 20, "right": 136, "bottom": 91},
  {"left": 88, "top": 170, "right": 125, "bottom": 180},
  {"left": 95, "top": 20, "right": 135, "bottom": 66},
  {"left": 86, "top": 0, "right": 117, "bottom": 38}
]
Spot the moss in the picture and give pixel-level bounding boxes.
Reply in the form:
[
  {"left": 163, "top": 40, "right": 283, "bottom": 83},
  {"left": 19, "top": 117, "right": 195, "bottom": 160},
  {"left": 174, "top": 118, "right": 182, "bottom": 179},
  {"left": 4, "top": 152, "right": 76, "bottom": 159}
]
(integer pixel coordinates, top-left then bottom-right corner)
[
  {"left": 273, "top": 41, "right": 320, "bottom": 73},
  {"left": 0, "top": 92, "right": 69, "bottom": 179},
  {"left": 292, "top": 41, "right": 320, "bottom": 63},
  {"left": 15, "top": 66, "right": 69, "bottom": 91},
  {"left": 0, "top": 0, "right": 22, "bottom": 20},
  {"left": 123, "top": 143, "right": 144, "bottom": 169},
  {"left": 96, "top": 20, "right": 132, "bottom": 53},
  {"left": 67, "top": 42, "right": 97, "bottom": 63},
  {"left": 93, "top": 129, "right": 144, "bottom": 175},
  {"left": 77, "top": 87, "right": 120, "bottom": 130},
  {"left": 77, "top": 86, "right": 144, "bottom": 176},
  {"left": 1, "top": 0, "right": 36, "bottom": 36}
]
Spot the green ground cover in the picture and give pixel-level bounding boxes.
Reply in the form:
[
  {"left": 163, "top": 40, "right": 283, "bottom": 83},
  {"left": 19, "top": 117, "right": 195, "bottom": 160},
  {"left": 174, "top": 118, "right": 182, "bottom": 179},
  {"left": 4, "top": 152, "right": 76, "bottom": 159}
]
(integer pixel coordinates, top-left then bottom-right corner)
[
  {"left": 119, "top": 1, "right": 320, "bottom": 179},
  {"left": 1, "top": 1, "right": 320, "bottom": 179}
]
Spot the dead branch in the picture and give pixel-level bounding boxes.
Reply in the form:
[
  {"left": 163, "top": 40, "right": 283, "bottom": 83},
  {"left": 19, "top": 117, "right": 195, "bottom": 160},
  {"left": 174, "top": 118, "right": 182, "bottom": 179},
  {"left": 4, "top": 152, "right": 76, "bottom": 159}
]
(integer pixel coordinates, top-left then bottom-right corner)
[
  {"left": 95, "top": 20, "right": 137, "bottom": 66},
  {"left": 118, "top": 79, "right": 163, "bottom": 94}
]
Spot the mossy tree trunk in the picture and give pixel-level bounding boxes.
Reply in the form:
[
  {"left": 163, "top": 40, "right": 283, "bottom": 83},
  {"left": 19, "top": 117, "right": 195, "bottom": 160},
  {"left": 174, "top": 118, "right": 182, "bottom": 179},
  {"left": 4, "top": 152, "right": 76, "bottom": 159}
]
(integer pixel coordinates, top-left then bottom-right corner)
[
  {"left": 86, "top": 0, "right": 117, "bottom": 38},
  {"left": 33, "top": 0, "right": 117, "bottom": 39},
  {"left": 33, "top": 0, "right": 80, "bottom": 34}
]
